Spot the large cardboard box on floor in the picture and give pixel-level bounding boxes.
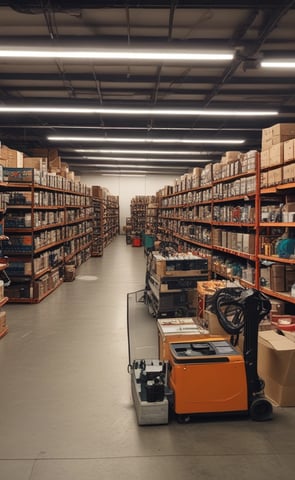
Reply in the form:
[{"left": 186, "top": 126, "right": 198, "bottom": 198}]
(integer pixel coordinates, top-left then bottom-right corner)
[
  {"left": 258, "top": 330, "right": 295, "bottom": 406},
  {"left": 203, "top": 310, "right": 230, "bottom": 338}
]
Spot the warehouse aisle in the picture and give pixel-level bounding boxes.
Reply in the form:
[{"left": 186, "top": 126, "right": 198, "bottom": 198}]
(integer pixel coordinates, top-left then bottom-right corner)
[{"left": 0, "top": 235, "right": 295, "bottom": 480}]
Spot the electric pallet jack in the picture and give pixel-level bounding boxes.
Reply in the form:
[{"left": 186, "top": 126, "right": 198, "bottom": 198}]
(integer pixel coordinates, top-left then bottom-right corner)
[{"left": 128, "top": 287, "right": 273, "bottom": 425}]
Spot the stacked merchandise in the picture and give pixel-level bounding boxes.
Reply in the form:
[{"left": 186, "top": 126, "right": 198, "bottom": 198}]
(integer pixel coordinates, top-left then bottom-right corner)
[
  {"left": 130, "top": 195, "right": 157, "bottom": 247},
  {"left": 259, "top": 123, "right": 295, "bottom": 300},
  {"left": 0, "top": 144, "right": 93, "bottom": 302},
  {"left": 91, "top": 186, "right": 104, "bottom": 257},
  {"left": 130, "top": 196, "right": 148, "bottom": 238},
  {"left": 125, "top": 217, "right": 132, "bottom": 244},
  {"left": 260, "top": 123, "right": 295, "bottom": 187},
  {"left": 145, "top": 249, "right": 208, "bottom": 318}
]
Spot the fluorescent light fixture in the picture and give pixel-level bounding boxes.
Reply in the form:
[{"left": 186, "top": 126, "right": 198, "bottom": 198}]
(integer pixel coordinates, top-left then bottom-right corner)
[
  {"left": 0, "top": 48, "right": 233, "bottom": 62},
  {"left": 0, "top": 106, "right": 278, "bottom": 117},
  {"left": 75, "top": 149, "right": 207, "bottom": 155},
  {"left": 261, "top": 61, "right": 295, "bottom": 68},
  {"left": 48, "top": 135, "right": 245, "bottom": 145},
  {"left": 81, "top": 156, "right": 208, "bottom": 163},
  {"left": 100, "top": 174, "right": 146, "bottom": 177},
  {"left": 70, "top": 163, "right": 186, "bottom": 170},
  {"left": 97, "top": 169, "right": 178, "bottom": 173}
]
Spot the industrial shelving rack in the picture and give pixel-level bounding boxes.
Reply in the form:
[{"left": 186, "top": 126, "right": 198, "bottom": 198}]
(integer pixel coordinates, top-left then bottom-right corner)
[
  {"left": 158, "top": 135, "right": 295, "bottom": 314},
  {"left": 1, "top": 168, "right": 92, "bottom": 303}
]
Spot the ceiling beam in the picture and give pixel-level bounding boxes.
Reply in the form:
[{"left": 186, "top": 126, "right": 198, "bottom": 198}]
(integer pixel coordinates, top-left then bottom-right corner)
[{"left": 1, "top": 1, "right": 294, "bottom": 10}]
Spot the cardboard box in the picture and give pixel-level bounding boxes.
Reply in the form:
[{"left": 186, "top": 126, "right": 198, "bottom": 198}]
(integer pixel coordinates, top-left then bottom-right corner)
[
  {"left": 258, "top": 330, "right": 295, "bottom": 406},
  {"left": 262, "top": 124, "right": 295, "bottom": 149},
  {"left": 260, "top": 149, "right": 269, "bottom": 169},
  {"left": 261, "top": 126, "right": 273, "bottom": 149},
  {"left": 283, "top": 331, "right": 295, "bottom": 343},
  {"left": 203, "top": 310, "right": 230, "bottom": 337},
  {"left": 283, "top": 163, "right": 295, "bottom": 184},
  {"left": 270, "top": 264, "right": 285, "bottom": 292},
  {"left": 260, "top": 171, "right": 268, "bottom": 188},
  {"left": 272, "top": 123, "right": 295, "bottom": 138},
  {"left": 282, "top": 202, "right": 295, "bottom": 222},
  {"left": 3, "top": 167, "right": 35, "bottom": 183},
  {"left": 284, "top": 139, "right": 295, "bottom": 163},
  {"left": 267, "top": 167, "right": 282, "bottom": 186},
  {"left": 0, "top": 147, "right": 23, "bottom": 167},
  {"left": 242, "top": 233, "right": 255, "bottom": 254},
  {"left": 225, "top": 151, "right": 241, "bottom": 162},
  {"left": 269, "top": 142, "right": 284, "bottom": 166},
  {"left": 23, "top": 156, "right": 47, "bottom": 171},
  {"left": 49, "top": 156, "right": 62, "bottom": 170},
  {"left": 92, "top": 185, "right": 103, "bottom": 198}
]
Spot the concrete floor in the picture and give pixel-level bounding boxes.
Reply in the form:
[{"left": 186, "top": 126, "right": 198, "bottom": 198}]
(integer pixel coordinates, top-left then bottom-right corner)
[{"left": 0, "top": 235, "right": 295, "bottom": 480}]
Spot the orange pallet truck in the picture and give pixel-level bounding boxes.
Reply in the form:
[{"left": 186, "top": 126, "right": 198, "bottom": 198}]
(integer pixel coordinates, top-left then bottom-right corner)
[{"left": 167, "top": 287, "right": 273, "bottom": 423}]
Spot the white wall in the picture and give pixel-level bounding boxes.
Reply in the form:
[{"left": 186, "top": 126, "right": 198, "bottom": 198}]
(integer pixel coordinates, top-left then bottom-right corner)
[{"left": 80, "top": 173, "right": 177, "bottom": 232}]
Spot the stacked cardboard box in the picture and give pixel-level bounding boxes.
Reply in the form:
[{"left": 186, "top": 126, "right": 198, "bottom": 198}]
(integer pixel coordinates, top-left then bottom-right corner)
[
  {"left": 261, "top": 123, "right": 295, "bottom": 187},
  {"left": 258, "top": 330, "right": 295, "bottom": 406},
  {"left": 0, "top": 145, "right": 23, "bottom": 168}
]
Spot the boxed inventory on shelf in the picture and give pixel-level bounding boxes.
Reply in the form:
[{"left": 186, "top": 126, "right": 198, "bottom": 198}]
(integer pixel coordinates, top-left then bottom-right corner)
[
  {"left": 150, "top": 253, "right": 208, "bottom": 278},
  {"left": 3, "top": 167, "right": 41, "bottom": 184},
  {"left": 23, "top": 156, "right": 48, "bottom": 172},
  {"left": 269, "top": 142, "right": 284, "bottom": 167},
  {"left": 284, "top": 138, "right": 295, "bottom": 163},
  {"left": 3, "top": 235, "right": 33, "bottom": 254},
  {"left": 258, "top": 330, "right": 295, "bottom": 406},
  {"left": 283, "top": 163, "right": 295, "bottom": 183},
  {"left": 0, "top": 145, "right": 23, "bottom": 167},
  {"left": 261, "top": 123, "right": 295, "bottom": 149}
]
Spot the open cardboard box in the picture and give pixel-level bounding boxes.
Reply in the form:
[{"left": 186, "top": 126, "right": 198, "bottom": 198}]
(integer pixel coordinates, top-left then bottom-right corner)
[{"left": 258, "top": 330, "right": 295, "bottom": 406}]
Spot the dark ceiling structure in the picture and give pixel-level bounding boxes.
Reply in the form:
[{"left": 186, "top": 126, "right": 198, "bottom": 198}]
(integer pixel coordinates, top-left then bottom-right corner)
[{"left": 0, "top": 0, "right": 295, "bottom": 176}]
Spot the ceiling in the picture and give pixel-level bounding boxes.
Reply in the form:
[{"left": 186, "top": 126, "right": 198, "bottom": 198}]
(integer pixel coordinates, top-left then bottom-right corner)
[{"left": 0, "top": 0, "right": 295, "bottom": 176}]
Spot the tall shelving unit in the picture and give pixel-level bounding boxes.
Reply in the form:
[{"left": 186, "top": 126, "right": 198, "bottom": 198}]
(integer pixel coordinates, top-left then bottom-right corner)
[
  {"left": 130, "top": 196, "right": 147, "bottom": 235},
  {"left": 105, "top": 195, "right": 120, "bottom": 246},
  {"left": 91, "top": 193, "right": 104, "bottom": 257},
  {"left": 210, "top": 150, "right": 259, "bottom": 288},
  {"left": 0, "top": 190, "right": 9, "bottom": 338},
  {"left": 158, "top": 136, "right": 295, "bottom": 315},
  {"left": 1, "top": 167, "right": 92, "bottom": 303},
  {"left": 91, "top": 186, "right": 119, "bottom": 250},
  {"left": 63, "top": 182, "right": 93, "bottom": 269},
  {"left": 257, "top": 124, "right": 295, "bottom": 310}
]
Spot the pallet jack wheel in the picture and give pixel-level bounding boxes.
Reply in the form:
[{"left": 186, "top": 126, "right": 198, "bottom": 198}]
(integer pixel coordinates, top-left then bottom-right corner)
[
  {"left": 249, "top": 397, "right": 273, "bottom": 422},
  {"left": 176, "top": 414, "right": 191, "bottom": 424}
]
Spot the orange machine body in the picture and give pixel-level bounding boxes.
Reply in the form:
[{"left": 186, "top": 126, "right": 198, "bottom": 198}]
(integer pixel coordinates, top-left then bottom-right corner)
[{"left": 168, "top": 337, "right": 248, "bottom": 415}]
